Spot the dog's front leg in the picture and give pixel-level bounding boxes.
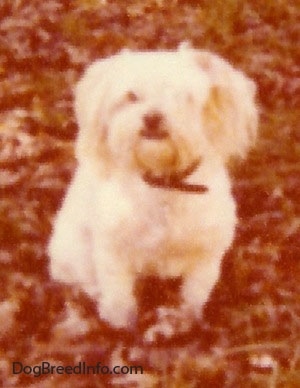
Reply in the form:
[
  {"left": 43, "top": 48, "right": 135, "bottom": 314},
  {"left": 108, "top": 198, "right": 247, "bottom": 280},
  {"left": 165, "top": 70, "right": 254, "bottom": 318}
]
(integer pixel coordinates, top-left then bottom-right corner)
[
  {"left": 93, "top": 247, "right": 137, "bottom": 328},
  {"left": 181, "top": 257, "right": 222, "bottom": 319}
]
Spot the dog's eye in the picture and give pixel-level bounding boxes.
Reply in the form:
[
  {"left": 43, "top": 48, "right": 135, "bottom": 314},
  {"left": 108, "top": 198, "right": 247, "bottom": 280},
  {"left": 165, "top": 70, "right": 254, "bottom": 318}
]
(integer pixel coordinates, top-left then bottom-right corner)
[{"left": 126, "top": 91, "right": 139, "bottom": 103}]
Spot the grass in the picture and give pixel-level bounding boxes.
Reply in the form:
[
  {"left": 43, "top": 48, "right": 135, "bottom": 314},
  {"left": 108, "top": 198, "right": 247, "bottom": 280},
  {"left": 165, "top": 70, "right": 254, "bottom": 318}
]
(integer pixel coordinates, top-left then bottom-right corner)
[{"left": 0, "top": 0, "right": 299, "bottom": 386}]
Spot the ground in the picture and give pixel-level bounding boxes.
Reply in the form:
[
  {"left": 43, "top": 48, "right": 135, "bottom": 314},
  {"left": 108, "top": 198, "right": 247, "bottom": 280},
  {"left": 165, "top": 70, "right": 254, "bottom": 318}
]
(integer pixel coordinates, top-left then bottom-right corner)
[{"left": 0, "top": 0, "right": 299, "bottom": 386}]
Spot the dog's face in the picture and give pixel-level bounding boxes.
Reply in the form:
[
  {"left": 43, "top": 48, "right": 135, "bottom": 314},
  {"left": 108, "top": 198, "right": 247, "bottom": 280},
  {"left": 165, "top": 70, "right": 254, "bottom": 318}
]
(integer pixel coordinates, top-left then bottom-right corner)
[
  {"left": 102, "top": 52, "right": 213, "bottom": 181},
  {"left": 75, "top": 48, "right": 258, "bottom": 182}
]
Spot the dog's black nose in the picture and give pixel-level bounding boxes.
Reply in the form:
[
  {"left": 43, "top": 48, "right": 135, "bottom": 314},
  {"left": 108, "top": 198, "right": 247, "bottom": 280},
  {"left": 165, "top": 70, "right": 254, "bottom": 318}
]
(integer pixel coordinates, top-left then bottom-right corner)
[
  {"left": 144, "top": 112, "right": 163, "bottom": 130},
  {"left": 141, "top": 112, "right": 168, "bottom": 139}
]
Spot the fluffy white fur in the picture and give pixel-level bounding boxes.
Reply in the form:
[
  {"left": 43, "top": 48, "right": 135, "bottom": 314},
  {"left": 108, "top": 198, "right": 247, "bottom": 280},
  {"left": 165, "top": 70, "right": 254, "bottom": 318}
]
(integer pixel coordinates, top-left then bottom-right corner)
[{"left": 48, "top": 46, "right": 258, "bottom": 328}]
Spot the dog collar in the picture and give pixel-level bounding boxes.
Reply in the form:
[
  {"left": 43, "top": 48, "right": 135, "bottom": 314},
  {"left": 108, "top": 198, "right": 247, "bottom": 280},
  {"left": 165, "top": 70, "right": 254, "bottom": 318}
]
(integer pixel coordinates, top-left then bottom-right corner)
[
  {"left": 143, "top": 173, "right": 208, "bottom": 193},
  {"left": 143, "top": 160, "right": 208, "bottom": 194}
]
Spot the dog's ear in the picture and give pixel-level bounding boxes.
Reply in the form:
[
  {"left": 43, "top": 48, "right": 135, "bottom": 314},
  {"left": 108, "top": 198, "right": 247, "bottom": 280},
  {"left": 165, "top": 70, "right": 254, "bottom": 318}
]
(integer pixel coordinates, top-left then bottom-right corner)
[
  {"left": 74, "top": 58, "right": 113, "bottom": 171},
  {"left": 75, "top": 59, "right": 111, "bottom": 133},
  {"left": 192, "top": 51, "right": 258, "bottom": 161}
]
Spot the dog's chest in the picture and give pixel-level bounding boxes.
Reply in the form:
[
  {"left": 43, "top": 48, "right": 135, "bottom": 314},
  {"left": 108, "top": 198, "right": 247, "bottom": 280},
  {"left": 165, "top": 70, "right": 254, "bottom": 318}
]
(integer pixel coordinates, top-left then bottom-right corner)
[{"left": 103, "top": 182, "right": 205, "bottom": 254}]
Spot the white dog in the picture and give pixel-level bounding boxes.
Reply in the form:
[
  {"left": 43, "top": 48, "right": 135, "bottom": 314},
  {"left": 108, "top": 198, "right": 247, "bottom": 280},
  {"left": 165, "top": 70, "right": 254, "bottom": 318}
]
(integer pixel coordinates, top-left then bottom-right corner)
[{"left": 48, "top": 46, "right": 258, "bottom": 329}]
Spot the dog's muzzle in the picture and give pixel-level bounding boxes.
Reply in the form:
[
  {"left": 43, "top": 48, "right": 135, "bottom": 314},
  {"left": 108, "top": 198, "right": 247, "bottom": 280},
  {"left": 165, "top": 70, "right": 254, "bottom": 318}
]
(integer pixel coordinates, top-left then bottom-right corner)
[
  {"left": 139, "top": 112, "right": 207, "bottom": 194},
  {"left": 143, "top": 159, "right": 208, "bottom": 194}
]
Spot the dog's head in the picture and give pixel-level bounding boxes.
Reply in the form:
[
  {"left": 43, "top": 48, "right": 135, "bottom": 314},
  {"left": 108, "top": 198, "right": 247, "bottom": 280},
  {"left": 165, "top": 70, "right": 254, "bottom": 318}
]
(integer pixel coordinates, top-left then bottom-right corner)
[{"left": 75, "top": 46, "right": 258, "bottom": 185}]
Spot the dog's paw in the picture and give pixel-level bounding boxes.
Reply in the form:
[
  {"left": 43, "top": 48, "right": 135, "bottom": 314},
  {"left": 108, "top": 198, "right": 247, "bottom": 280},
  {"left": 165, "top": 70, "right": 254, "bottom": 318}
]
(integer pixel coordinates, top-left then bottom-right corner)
[
  {"left": 143, "top": 307, "right": 194, "bottom": 343},
  {"left": 99, "top": 299, "right": 137, "bottom": 329}
]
